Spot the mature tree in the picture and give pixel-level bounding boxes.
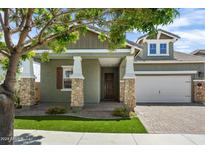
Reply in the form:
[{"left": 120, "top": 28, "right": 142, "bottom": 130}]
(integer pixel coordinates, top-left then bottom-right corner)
[{"left": 0, "top": 8, "right": 178, "bottom": 144}]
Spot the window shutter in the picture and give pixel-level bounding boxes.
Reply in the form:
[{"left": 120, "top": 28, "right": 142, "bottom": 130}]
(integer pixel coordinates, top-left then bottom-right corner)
[{"left": 56, "top": 67, "right": 63, "bottom": 89}]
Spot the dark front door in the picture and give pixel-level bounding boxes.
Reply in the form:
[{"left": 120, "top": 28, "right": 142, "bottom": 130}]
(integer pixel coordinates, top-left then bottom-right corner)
[{"left": 104, "top": 73, "right": 114, "bottom": 100}]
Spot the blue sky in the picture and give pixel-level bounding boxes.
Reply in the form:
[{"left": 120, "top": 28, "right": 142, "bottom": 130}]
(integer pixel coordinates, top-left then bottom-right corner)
[
  {"left": 6, "top": 8, "right": 205, "bottom": 54},
  {"left": 126, "top": 8, "right": 205, "bottom": 53}
]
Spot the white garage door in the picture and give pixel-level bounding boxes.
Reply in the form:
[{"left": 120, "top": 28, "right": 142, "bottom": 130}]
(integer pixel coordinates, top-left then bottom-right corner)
[{"left": 135, "top": 75, "right": 191, "bottom": 103}]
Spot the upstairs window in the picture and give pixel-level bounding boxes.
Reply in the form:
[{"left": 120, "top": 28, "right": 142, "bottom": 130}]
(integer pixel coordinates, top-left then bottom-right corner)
[
  {"left": 149, "top": 43, "right": 157, "bottom": 54},
  {"left": 148, "top": 42, "right": 169, "bottom": 56},
  {"left": 160, "top": 43, "right": 167, "bottom": 54}
]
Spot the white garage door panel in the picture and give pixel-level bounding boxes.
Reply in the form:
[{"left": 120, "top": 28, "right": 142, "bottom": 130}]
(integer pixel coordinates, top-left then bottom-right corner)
[{"left": 136, "top": 75, "right": 191, "bottom": 103}]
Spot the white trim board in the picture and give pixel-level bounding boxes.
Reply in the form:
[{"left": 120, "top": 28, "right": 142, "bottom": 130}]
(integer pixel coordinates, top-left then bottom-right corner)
[
  {"left": 36, "top": 49, "right": 132, "bottom": 54},
  {"left": 135, "top": 71, "right": 198, "bottom": 75},
  {"left": 134, "top": 61, "right": 205, "bottom": 64},
  {"left": 147, "top": 41, "right": 169, "bottom": 56}
]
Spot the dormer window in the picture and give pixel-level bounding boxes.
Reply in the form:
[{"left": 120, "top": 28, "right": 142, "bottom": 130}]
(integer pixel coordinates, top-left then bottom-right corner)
[
  {"left": 148, "top": 41, "right": 169, "bottom": 56},
  {"left": 160, "top": 43, "right": 167, "bottom": 54},
  {"left": 149, "top": 43, "right": 157, "bottom": 54}
]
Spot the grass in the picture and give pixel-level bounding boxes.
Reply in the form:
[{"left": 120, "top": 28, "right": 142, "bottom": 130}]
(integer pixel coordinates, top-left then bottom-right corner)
[{"left": 14, "top": 116, "right": 147, "bottom": 133}]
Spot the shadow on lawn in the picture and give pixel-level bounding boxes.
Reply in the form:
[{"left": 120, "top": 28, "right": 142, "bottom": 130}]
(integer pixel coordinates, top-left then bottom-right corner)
[
  {"left": 15, "top": 116, "right": 131, "bottom": 122},
  {"left": 14, "top": 133, "right": 44, "bottom": 145}
]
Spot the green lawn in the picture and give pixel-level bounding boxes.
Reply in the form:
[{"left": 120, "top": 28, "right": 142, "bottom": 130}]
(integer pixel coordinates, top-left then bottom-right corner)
[{"left": 14, "top": 116, "right": 147, "bottom": 133}]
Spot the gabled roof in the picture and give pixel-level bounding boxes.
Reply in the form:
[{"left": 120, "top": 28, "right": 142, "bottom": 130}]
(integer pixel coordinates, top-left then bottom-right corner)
[
  {"left": 87, "top": 26, "right": 142, "bottom": 51},
  {"left": 136, "top": 29, "right": 180, "bottom": 44},
  {"left": 174, "top": 51, "right": 205, "bottom": 61},
  {"left": 191, "top": 49, "right": 205, "bottom": 55}
]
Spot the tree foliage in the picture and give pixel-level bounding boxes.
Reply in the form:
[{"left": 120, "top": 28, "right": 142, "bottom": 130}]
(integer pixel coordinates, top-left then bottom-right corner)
[{"left": 0, "top": 8, "right": 179, "bottom": 60}]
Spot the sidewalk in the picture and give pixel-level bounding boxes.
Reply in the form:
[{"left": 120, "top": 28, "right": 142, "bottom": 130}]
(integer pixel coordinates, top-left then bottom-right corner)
[{"left": 14, "top": 129, "right": 205, "bottom": 145}]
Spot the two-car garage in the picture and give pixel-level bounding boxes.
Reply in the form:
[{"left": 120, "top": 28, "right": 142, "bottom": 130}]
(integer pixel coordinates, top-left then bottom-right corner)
[{"left": 135, "top": 75, "right": 192, "bottom": 103}]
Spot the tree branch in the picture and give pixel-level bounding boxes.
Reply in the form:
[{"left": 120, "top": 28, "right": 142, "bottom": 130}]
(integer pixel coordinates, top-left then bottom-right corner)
[
  {"left": 0, "top": 49, "right": 10, "bottom": 57},
  {"left": 21, "top": 21, "right": 99, "bottom": 55},
  {"left": 0, "top": 9, "right": 14, "bottom": 50},
  {"left": 17, "top": 8, "right": 34, "bottom": 50},
  {"left": 10, "top": 9, "right": 26, "bottom": 34},
  {"left": 38, "top": 8, "right": 83, "bottom": 42}
]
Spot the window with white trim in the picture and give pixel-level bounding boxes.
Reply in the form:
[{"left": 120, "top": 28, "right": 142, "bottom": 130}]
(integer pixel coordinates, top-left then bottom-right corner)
[
  {"left": 63, "top": 66, "right": 73, "bottom": 89},
  {"left": 149, "top": 43, "right": 157, "bottom": 54},
  {"left": 148, "top": 42, "right": 169, "bottom": 56},
  {"left": 160, "top": 43, "right": 167, "bottom": 54}
]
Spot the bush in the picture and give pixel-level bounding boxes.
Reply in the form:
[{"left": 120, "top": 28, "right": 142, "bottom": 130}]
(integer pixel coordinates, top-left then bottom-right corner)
[
  {"left": 129, "top": 111, "right": 137, "bottom": 118},
  {"left": 14, "top": 90, "right": 22, "bottom": 109},
  {"left": 112, "top": 107, "right": 130, "bottom": 117},
  {"left": 45, "top": 106, "right": 67, "bottom": 115}
]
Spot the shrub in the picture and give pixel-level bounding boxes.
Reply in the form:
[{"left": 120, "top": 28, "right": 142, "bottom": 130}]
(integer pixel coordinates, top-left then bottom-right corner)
[
  {"left": 14, "top": 90, "right": 22, "bottom": 109},
  {"left": 45, "top": 106, "right": 67, "bottom": 115},
  {"left": 129, "top": 111, "right": 137, "bottom": 118},
  {"left": 112, "top": 107, "right": 130, "bottom": 117}
]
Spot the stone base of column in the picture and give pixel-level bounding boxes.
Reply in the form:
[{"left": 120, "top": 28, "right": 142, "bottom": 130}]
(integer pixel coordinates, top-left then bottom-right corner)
[
  {"left": 71, "top": 79, "right": 84, "bottom": 109},
  {"left": 193, "top": 80, "right": 205, "bottom": 105},
  {"left": 119, "top": 80, "right": 125, "bottom": 102},
  {"left": 18, "top": 78, "right": 36, "bottom": 106},
  {"left": 124, "top": 78, "right": 136, "bottom": 111}
]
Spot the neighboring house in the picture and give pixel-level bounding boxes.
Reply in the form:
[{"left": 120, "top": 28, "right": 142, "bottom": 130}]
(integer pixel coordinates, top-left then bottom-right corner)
[
  {"left": 191, "top": 49, "right": 205, "bottom": 57},
  {"left": 20, "top": 28, "right": 205, "bottom": 107}
]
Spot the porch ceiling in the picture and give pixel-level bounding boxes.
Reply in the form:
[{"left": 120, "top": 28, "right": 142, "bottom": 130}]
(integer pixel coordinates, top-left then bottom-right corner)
[{"left": 98, "top": 58, "right": 121, "bottom": 67}]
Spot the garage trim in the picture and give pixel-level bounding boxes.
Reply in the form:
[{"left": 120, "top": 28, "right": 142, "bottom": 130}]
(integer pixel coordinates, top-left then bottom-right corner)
[{"left": 135, "top": 71, "right": 197, "bottom": 75}]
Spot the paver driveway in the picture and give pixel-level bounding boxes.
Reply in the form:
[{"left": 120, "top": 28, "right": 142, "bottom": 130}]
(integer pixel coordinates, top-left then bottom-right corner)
[{"left": 135, "top": 104, "right": 205, "bottom": 134}]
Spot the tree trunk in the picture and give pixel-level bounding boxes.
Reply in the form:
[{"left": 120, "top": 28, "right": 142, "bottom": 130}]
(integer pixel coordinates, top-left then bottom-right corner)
[{"left": 0, "top": 52, "right": 21, "bottom": 145}]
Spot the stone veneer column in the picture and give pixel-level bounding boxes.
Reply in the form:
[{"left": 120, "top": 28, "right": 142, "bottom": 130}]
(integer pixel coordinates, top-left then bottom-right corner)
[
  {"left": 119, "top": 80, "right": 125, "bottom": 102},
  {"left": 71, "top": 79, "right": 84, "bottom": 108},
  {"left": 123, "top": 56, "right": 136, "bottom": 111},
  {"left": 193, "top": 80, "right": 205, "bottom": 105},
  {"left": 70, "top": 56, "right": 84, "bottom": 109},
  {"left": 19, "top": 59, "right": 36, "bottom": 106},
  {"left": 124, "top": 78, "right": 136, "bottom": 110}
]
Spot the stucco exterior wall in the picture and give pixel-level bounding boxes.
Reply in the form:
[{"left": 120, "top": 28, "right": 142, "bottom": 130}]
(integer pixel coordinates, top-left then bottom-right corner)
[
  {"left": 134, "top": 63, "right": 205, "bottom": 79},
  {"left": 41, "top": 59, "right": 101, "bottom": 104},
  {"left": 82, "top": 59, "right": 101, "bottom": 103},
  {"left": 40, "top": 59, "right": 73, "bottom": 103}
]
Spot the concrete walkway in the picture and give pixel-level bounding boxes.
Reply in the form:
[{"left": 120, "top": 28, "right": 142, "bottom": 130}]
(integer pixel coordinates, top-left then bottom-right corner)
[
  {"left": 14, "top": 129, "right": 205, "bottom": 145},
  {"left": 15, "top": 102, "right": 123, "bottom": 119}
]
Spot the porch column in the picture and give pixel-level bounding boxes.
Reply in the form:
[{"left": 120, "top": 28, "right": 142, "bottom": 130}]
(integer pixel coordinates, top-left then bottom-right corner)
[
  {"left": 19, "top": 59, "right": 36, "bottom": 106},
  {"left": 123, "top": 56, "right": 136, "bottom": 111},
  {"left": 70, "top": 56, "right": 84, "bottom": 109}
]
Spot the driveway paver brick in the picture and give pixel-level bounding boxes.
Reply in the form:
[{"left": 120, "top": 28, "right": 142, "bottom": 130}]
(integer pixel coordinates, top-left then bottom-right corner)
[{"left": 135, "top": 104, "right": 205, "bottom": 134}]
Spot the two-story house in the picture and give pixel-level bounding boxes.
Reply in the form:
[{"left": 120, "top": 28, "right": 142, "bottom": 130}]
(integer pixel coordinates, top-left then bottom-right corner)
[{"left": 19, "top": 28, "right": 205, "bottom": 108}]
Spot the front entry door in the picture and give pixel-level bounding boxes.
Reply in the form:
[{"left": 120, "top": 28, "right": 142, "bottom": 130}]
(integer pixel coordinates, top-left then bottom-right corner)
[{"left": 104, "top": 73, "right": 114, "bottom": 100}]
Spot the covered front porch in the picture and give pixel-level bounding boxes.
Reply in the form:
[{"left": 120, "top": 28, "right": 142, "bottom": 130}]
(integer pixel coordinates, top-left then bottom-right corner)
[{"left": 19, "top": 49, "right": 137, "bottom": 111}]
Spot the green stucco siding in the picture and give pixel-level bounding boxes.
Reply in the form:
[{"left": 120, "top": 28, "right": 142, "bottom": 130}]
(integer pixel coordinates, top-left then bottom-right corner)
[
  {"left": 41, "top": 59, "right": 101, "bottom": 104},
  {"left": 40, "top": 59, "right": 73, "bottom": 103},
  {"left": 134, "top": 63, "right": 205, "bottom": 79},
  {"left": 82, "top": 59, "right": 101, "bottom": 103}
]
